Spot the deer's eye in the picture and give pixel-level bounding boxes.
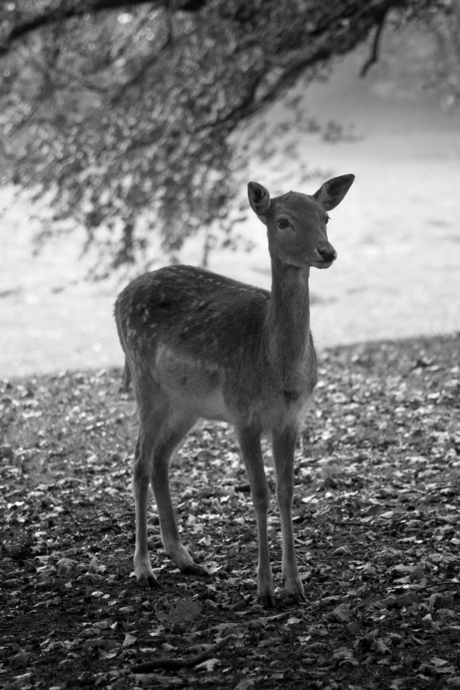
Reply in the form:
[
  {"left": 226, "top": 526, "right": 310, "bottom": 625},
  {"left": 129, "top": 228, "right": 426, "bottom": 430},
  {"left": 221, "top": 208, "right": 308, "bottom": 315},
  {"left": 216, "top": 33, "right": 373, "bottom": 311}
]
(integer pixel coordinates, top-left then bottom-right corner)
[
  {"left": 325, "top": 215, "right": 330, "bottom": 225},
  {"left": 276, "top": 218, "right": 290, "bottom": 230}
]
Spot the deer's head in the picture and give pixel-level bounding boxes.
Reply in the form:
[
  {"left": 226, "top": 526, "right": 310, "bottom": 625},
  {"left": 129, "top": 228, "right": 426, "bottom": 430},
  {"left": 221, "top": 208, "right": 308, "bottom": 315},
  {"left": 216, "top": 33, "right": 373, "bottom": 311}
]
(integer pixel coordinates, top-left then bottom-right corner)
[{"left": 248, "top": 175, "right": 354, "bottom": 269}]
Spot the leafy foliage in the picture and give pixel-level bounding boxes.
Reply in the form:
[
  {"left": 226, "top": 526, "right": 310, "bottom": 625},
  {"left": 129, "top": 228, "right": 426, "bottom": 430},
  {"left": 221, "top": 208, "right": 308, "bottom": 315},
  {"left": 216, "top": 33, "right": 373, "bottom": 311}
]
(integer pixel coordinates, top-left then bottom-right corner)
[
  {"left": 0, "top": 0, "right": 456, "bottom": 275},
  {"left": 1, "top": 334, "right": 460, "bottom": 688}
]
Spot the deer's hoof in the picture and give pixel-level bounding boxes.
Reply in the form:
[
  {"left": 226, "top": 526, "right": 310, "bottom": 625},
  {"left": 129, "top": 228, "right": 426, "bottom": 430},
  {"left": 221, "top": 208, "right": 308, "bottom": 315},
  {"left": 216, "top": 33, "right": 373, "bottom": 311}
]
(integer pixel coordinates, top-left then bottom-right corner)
[
  {"left": 137, "top": 572, "right": 160, "bottom": 589},
  {"left": 282, "top": 579, "right": 306, "bottom": 604},
  {"left": 282, "top": 592, "right": 305, "bottom": 606},
  {"left": 257, "top": 591, "right": 278, "bottom": 608}
]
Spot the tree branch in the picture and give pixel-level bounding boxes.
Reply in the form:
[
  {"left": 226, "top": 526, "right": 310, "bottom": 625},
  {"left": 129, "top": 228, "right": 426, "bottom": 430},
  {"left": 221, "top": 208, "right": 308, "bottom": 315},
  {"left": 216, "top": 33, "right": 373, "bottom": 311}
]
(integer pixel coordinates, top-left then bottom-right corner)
[
  {"left": 0, "top": 0, "right": 206, "bottom": 56},
  {"left": 360, "top": 6, "right": 390, "bottom": 77}
]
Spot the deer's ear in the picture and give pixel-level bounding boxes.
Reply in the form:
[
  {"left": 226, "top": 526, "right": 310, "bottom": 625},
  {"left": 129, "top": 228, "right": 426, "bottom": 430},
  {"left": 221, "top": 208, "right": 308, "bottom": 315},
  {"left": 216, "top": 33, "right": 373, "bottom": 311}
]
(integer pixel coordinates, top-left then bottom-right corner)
[
  {"left": 248, "top": 182, "right": 271, "bottom": 220},
  {"left": 313, "top": 174, "right": 355, "bottom": 211}
]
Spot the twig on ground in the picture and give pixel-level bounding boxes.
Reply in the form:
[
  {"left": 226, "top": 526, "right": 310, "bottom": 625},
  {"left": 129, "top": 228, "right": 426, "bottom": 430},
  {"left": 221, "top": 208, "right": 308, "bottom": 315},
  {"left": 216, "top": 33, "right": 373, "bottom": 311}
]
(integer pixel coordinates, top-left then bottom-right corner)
[{"left": 131, "top": 634, "right": 237, "bottom": 673}]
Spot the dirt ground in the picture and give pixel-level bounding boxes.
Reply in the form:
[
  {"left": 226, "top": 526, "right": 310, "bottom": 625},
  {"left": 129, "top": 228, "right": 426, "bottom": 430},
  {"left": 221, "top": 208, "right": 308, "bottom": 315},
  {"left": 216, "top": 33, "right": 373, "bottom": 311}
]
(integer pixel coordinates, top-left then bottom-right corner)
[{"left": 1, "top": 333, "right": 460, "bottom": 689}]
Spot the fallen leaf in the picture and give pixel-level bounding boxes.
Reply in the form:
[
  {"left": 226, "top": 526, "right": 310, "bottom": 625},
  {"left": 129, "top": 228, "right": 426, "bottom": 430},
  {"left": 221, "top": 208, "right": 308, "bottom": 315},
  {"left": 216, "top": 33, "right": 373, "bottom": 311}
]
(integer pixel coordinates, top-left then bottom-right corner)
[{"left": 195, "top": 658, "right": 220, "bottom": 671}]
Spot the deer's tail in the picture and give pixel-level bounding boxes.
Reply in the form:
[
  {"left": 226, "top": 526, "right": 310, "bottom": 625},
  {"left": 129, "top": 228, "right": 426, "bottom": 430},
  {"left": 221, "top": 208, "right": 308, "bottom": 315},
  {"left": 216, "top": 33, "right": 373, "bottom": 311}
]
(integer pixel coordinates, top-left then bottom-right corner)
[{"left": 120, "top": 358, "right": 132, "bottom": 393}]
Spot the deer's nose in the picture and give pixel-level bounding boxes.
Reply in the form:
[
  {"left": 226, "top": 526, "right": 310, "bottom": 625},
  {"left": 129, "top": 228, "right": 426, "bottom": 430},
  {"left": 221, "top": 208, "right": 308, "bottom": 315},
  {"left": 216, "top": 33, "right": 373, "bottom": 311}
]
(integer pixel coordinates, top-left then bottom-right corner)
[{"left": 317, "top": 246, "right": 337, "bottom": 262}]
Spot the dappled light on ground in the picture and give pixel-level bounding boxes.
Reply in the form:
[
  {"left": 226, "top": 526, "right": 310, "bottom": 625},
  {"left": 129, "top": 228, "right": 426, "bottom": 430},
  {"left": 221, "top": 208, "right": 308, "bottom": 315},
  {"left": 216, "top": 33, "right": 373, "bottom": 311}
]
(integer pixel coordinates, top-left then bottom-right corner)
[{"left": 1, "top": 334, "right": 459, "bottom": 688}]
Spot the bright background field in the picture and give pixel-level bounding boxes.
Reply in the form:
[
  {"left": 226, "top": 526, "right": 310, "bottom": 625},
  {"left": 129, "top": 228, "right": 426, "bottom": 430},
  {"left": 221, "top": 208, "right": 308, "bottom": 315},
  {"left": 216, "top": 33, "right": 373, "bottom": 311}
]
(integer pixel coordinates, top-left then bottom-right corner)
[{"left": 1, "top": 48, "right": 459, "bottom": 379}]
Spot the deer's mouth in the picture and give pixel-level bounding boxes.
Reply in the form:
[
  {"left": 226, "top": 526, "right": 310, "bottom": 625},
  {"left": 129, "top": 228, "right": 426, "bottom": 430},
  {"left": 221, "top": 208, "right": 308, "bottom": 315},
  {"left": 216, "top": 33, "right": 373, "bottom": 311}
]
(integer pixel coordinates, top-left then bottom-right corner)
[{"left": 311, "top": 258, "right": 335, "bottom": 269}]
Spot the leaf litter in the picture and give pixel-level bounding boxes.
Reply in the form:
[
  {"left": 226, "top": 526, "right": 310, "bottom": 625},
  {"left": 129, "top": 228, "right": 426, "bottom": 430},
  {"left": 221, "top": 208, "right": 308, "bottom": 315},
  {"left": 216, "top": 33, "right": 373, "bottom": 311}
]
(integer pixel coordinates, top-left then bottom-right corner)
[{"left": 1, "top": 333, "right": 459, "bottom": 689}]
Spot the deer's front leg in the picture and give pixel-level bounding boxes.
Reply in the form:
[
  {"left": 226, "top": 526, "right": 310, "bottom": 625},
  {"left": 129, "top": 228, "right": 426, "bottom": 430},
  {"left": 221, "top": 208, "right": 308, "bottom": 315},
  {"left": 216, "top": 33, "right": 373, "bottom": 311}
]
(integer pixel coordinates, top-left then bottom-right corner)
[
  {"left": 272, "top": 425, "right": 305, "bottom": 603},
  {"left": 237, "top": 425, "right": 275, "bottom": 607}
]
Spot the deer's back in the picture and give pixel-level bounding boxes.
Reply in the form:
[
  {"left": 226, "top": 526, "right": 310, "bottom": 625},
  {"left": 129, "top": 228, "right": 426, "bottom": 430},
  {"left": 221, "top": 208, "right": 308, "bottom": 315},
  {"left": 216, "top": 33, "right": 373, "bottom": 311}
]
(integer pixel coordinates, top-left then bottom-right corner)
[{"left": 116, "top": 265, "right": 268, "bottom": 353}]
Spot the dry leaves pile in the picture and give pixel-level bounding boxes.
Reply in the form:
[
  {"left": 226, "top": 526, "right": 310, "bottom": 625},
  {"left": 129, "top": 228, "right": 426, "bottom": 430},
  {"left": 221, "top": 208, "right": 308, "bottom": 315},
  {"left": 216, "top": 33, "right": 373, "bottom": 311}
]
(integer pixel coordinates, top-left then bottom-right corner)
[{"left": 1, "top": 333, "right": 459, "bottom": 690}]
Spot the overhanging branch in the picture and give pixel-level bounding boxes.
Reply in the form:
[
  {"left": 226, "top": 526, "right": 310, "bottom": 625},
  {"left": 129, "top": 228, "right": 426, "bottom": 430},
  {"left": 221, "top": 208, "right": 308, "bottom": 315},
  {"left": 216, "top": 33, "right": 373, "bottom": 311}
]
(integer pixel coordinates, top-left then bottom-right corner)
[
  {"left": 0, "top": 0, "right": 206, "bottom": 56},
  {"left": 360, "top": 5, "right": 390, "bottom": 76}
]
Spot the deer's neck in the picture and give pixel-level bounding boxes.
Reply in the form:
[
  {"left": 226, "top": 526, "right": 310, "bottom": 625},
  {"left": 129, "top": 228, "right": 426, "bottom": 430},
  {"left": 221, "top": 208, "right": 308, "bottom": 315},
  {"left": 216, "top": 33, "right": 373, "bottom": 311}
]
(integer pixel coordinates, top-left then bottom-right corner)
[{"left": 265, "top": 259, "right": 312, "bottom": 391}]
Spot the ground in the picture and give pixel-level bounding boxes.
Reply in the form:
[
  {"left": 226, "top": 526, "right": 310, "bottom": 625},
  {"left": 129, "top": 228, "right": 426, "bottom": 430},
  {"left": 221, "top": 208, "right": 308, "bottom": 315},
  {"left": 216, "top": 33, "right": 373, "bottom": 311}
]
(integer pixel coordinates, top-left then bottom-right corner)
[{"left": 1, "top": 333, "right": 459, "bottom": 690}]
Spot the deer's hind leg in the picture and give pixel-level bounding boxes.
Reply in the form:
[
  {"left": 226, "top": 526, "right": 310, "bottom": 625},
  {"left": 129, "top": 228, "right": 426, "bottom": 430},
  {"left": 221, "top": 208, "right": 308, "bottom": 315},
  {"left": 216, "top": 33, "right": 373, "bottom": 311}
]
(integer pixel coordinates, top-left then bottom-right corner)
[
  {"left": 149, "top": 406, "right": 204, "bottom": 575},
  {"left": 132, "top": 373, "right": 198, "bottom": 587}
]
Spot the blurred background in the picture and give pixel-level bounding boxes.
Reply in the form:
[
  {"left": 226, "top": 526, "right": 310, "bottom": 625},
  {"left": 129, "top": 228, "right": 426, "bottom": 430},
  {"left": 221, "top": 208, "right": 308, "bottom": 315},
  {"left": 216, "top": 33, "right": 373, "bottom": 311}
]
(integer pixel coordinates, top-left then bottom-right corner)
[{"left": 0, "top": 1, "right": 459, "bottom": 378}]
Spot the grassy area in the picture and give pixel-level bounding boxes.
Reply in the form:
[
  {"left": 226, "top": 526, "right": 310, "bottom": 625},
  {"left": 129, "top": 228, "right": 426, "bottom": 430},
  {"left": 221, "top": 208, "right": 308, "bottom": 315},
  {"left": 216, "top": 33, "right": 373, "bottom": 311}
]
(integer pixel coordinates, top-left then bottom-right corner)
[{"left": 1, "top": 333, "right": 459, "bottom": 689}]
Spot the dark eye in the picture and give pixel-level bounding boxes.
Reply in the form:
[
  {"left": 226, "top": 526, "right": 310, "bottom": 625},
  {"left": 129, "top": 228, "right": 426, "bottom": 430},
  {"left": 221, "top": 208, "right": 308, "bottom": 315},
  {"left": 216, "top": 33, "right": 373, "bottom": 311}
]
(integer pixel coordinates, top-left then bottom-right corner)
[
  {"left": 325, "top": 215, "right": 330, "bottom": 225},
  {"left": 277, "top": 218, "right": 290, "bottom": 229}
]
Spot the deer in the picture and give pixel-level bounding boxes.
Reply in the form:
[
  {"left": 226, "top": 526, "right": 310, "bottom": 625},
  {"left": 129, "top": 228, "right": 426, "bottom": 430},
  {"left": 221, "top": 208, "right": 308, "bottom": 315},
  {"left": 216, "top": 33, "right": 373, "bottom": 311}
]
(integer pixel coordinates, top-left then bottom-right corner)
[{"left": 114, "top": 174, "right": 354, "bottom": 607}]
